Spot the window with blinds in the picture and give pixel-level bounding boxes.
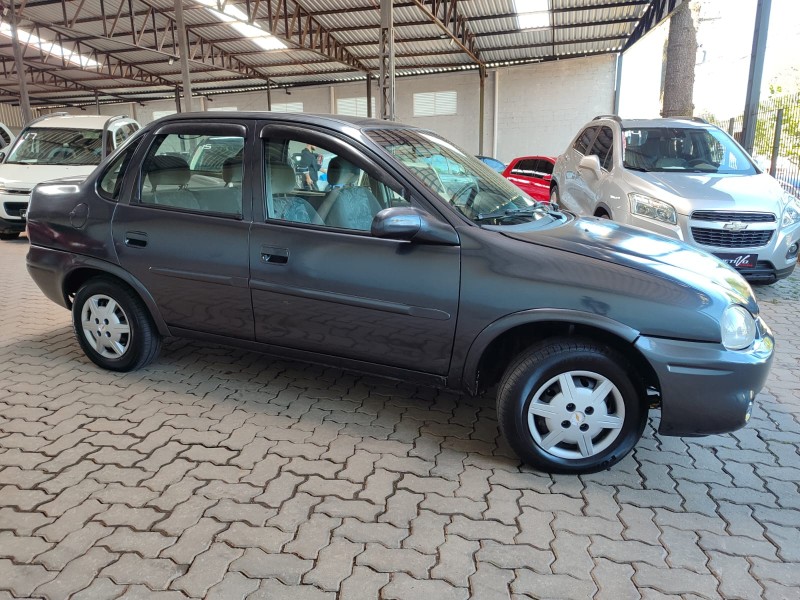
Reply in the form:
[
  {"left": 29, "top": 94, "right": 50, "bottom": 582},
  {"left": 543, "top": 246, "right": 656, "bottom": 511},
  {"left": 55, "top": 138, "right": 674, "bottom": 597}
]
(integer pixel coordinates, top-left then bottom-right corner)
[
  {"left": 336, "top": 97, "right": 376, "bottom": 117},
  {"left": 413, "top": 91, "right": 457, "bottom": 117},
  {"left": 270, "top": 102, "right": 304, "bottom": 113}
]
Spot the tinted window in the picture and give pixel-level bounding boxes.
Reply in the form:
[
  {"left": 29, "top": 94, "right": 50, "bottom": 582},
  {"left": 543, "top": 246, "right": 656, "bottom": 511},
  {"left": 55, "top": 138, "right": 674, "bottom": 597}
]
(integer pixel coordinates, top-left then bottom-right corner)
[
  {"left": 139, "top": 132, "right": 244, "bottom": 216},
  {"left": 511, "top": 159, "right": 536, "bottom": 175},
  {"left": 590, "top": 127, "right": 614, "bottom": 171},
  {"left": 573, "top": 127, "right": 597, "bottom": 155},
  {"left": 539, "top": 159, "right": 554, "bottom": 175}
]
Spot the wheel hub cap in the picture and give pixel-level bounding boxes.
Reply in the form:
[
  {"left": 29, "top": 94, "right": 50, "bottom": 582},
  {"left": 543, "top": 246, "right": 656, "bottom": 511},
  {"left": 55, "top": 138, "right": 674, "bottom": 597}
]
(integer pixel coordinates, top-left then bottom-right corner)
[
  {"left": 527, "top": 370, "right": 625, "bottom": 460},
  {"left": 80, "top": 294, "right": 131, "bottom": 359}
]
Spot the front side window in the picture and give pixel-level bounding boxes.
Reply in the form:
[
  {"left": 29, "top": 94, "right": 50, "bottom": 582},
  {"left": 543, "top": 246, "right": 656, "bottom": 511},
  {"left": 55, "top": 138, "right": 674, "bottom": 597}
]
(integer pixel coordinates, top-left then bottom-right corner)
[
  {"left": 590, "top": 127, "right": 614, "bottom": 171},
  {"left": 6, "top": 127, "right": 105, "bottom": 166},
  {"left": 367, "top": 128, "right": 562, "bottom": 228},
  {"left": 623, "top": 127, "right": 756, "bottom": 174},
  {"left": 573, "top": 127, "right": 597, "bottom": 155},
  {"left": 264, "top": 136, "right": 408, "bottom": 231},
  {"left": 139, "top": 132, "right": 244, "bottom": 216}
]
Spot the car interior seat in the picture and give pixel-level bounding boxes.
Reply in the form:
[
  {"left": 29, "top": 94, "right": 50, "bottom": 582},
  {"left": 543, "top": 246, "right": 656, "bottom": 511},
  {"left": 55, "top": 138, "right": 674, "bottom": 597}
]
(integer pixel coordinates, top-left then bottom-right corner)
[
  {"left": 317, "top": 157, "right": 382, "bottom": 230},
  {"left": 142, "top": 155, "right": 200, "bottom": 210},
  {"left": 268, "top": 162, "right": 324, "bottom": 225}
]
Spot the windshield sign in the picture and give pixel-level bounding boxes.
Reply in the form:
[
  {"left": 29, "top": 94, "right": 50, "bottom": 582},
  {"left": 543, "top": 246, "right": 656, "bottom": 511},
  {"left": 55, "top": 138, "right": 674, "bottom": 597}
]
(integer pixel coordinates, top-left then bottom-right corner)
[
  {"left": 622, "top": 127, "right": 756, "bottom": 175},
  {"left": 6, "top": 127, "right": 105, "bottom": 166}
]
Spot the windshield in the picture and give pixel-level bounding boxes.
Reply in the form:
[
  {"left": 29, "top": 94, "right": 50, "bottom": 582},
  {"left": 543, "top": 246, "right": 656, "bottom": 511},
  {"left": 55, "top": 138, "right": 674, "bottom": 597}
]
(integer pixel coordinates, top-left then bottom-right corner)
[
  {"left": 6, "top": 127, "right": 105, "bottom": 166},
  {"left": 366, "top": 128, "right": 557, "bottom": 226},
  {"left": 622, "top": 127, "right": 756, "bottom": 175}
]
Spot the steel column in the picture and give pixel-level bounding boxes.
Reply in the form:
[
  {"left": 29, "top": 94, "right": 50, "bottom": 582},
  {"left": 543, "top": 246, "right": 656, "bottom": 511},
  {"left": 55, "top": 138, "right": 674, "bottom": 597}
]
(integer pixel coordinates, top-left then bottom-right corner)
[
  {"left": 267, "top": 79, "right": 272, "bottom": 110},
  {"left": 492, "top": 69, "right": 499, "bottom": 159},
  {"left": 174, "top": 85, "right": 181, "bottom": 112},
  {"left": 741, "top": 0, "right": 771, "bottom": 155},
  {"left": 478, "top": 66, "right": 486, "bottom": 155},
  {"left": 9, "top": 0, "right": 33, "bottom": 123},
  {"left": 769, "top": 108, "right": 783, "bottom": 177},
  {"left": 174, "top": 0, "right": 194, "bottom": 112},
  {"left": 366, "top": 74, "right": 372, "bottom": 118},
  {"left": 378, "top": 0, "right": 395, "bottom": 121}
]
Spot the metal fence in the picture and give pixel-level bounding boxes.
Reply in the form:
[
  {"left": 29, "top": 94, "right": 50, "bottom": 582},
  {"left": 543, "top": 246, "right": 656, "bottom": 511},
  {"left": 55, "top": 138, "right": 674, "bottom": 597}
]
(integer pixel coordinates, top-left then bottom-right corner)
[{"left": 703, "top": 91, "right": 800, "bottom": 196}]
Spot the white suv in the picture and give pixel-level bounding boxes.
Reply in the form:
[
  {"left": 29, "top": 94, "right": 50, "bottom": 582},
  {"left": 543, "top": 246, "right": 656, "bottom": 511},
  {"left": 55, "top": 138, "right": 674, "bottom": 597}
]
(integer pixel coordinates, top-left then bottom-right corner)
[
  {"left": 551, "top": 116, "right": 800, "bottom": 283},
  {"left": 0, "top": 113, "right": 140, "bottom": 240}
]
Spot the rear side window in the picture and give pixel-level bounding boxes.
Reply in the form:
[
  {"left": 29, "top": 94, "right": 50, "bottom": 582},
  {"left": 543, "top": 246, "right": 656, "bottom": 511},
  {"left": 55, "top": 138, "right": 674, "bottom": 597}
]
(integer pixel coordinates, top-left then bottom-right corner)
[
  {"left": 539, "top": 159, "right": 554, "bottom": 175},
  {"left": 573, "top": 127, "right": 597, "bottom": 155},
  {"left": 139, "top": 132, "right": 245, "bottom": 216},
  {"left": 511, "top": 159, "right": 536, "bottom": 175},
  {"left": 98, "top": 142, "right": 138, "bottom": 200}
]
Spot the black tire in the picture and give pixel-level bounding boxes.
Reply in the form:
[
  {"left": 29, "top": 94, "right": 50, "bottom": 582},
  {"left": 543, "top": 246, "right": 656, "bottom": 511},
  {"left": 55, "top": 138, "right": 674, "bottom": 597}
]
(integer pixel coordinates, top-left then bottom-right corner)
[
  {"left": 549, "top": 186, "right": 560, "bottom": 209},
  {"left": 497, "top": 338, "right": 647, "bottom": 474},
  {"left": 0, "top": 232, "right": 20, "bottom": 241},
  {"left": 595, "top": 209, "right": 611, "bottom": 220},
  {"left": 72, "top": 277, "right": 161, "bottom": 372}
]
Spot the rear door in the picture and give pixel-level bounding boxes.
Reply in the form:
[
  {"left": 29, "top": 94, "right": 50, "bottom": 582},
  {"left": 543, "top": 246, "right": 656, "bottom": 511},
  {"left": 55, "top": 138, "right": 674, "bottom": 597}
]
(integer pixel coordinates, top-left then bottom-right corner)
[
  {"left": 579, "top": 126, "right": 615, "bottom": 215},
  {"left": 112, "top": 120, "right": 255, "bottom": 340},
  {"left": 248, "top": 122, "right": 461, "bottom": 375}
]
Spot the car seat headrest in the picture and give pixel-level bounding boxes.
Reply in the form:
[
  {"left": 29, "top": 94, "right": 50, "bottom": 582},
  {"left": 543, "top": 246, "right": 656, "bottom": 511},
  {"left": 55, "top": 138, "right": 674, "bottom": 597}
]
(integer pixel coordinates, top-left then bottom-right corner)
[
  {"left": 327, "top": 156, "right": 359, "bottom": 186},
  {"left": 146, "top": 154, "right": 190, "bottom": 188},
  {"left": 270, "top": 163, "right": 297, "bottom": 194},
  {"left": 222, "top": 157, "right": 243, "bottom": 186}
]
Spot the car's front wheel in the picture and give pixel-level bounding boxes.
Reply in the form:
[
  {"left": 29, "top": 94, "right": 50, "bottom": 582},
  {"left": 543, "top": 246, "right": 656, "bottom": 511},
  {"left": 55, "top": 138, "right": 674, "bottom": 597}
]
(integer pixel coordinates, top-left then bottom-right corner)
[
  {"left": 549, "top": 186, "right": 560, "bottom": 209},
  {"left": 72, "top": 278, "right": 161, "bottom": 372},
  {"left": 497, "top": 338, "right": 647, "bottom": 474}
]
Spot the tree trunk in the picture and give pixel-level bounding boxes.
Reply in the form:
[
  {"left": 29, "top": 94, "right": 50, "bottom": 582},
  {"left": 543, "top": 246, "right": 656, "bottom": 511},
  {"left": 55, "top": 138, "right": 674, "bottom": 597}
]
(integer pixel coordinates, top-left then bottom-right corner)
[{"left": 661, "top": 1, "right": 698, "bottom": 118}]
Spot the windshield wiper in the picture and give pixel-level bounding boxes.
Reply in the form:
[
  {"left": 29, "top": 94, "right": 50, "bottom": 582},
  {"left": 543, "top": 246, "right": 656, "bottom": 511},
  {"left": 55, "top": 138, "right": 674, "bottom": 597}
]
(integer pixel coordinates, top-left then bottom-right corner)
[
  {"left": 624, "top": 165, "right": 651, "bottom": 172},
  {"left": 475, "top": 205, "right": 552, "bottom": 222}
]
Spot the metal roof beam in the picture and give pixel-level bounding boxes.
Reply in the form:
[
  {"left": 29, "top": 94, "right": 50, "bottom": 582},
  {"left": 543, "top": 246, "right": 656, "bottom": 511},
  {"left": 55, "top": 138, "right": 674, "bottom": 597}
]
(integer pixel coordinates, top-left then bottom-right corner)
[{"left": 409, "top": 0, "right": 483, "bottom": 67}]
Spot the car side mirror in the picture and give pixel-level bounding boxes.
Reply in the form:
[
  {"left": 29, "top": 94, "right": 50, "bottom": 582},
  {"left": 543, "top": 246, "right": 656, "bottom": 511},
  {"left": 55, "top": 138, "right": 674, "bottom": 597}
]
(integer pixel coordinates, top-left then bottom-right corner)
[
  {"left": 578, "top": 155, "right": 602, "bottom": 178},
  {"left": 371, "top": 206, "right": 459, "bottom": 246}
]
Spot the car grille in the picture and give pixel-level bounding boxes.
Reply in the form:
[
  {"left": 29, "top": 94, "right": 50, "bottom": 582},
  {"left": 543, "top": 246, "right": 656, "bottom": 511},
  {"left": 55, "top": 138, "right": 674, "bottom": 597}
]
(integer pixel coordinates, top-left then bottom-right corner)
[
  {"left": 691, "top": 227, "right": 773, "bottom": 248},
  {"left": 3, "top": 202, "right": 27, "bottom": 218},
  {"left": 691, "top": 210, "right": 775, "bottom": 222}
]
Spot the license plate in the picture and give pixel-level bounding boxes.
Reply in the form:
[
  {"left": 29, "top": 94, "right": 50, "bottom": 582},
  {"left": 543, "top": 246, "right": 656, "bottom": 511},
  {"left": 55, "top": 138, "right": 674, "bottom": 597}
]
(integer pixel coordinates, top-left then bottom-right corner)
[{"left": 715, "top": 253, "right": 758, "bottom": 269}]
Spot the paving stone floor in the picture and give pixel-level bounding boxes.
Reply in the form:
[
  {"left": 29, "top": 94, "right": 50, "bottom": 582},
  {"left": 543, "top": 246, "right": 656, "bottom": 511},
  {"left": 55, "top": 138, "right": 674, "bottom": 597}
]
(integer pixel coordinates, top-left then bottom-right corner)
[{"left": 1, "top": 237, "right": 799, "bottom": 599}]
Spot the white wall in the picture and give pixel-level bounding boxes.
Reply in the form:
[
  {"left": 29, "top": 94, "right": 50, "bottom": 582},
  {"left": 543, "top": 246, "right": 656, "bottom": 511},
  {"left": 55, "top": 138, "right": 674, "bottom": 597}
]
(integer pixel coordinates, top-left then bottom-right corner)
[{"left": 27, "top": 54, "right": 618, "bottom": 164}]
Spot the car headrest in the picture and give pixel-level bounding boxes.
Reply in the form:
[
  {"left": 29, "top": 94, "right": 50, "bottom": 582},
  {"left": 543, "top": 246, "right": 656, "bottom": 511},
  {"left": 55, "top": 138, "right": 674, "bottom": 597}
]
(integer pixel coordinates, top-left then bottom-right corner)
[
  {"left": 327, "top": 156, "right": 359, "bottom": 186},
  {"left": 270, "top": 163, "right": 297, "bottom": 194},
  {"left": 145, "top": 154, "right": 190, "bottom": 188},
  {"left": 222, "top": 157, "right": 243, "bottom": 185}
]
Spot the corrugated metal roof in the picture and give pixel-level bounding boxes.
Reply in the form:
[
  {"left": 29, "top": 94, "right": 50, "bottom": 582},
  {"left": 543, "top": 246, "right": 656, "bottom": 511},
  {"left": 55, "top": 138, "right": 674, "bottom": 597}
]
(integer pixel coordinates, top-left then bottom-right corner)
[{"left": 2, "top": 0, "right": 678, "bottom": 107}]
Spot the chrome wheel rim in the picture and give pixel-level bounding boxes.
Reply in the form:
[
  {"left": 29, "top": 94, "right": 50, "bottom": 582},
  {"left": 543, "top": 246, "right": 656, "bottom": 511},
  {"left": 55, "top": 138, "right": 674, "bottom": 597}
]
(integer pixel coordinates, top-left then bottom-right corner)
[
  {"left": 80, "top": 294, "right": 131, "bottom": 359},
  {"left": 527, "top": 370, "right": 625, "bottom": 460}
]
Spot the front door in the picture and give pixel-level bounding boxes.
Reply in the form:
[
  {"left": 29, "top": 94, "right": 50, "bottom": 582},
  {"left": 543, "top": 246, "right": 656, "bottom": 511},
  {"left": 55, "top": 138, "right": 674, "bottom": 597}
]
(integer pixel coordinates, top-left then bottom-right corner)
[
  {"left": 112, "top": 121, "right": 255, "bottom": 340},
  {"left": 249, "top": 125, "right": 461, "bottom": 374}
]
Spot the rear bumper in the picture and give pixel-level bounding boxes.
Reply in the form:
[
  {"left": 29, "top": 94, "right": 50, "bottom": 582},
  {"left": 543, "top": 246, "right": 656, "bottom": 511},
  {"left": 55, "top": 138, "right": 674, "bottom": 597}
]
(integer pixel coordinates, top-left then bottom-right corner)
[{"left": 635, "top": 318, "right": 774, "bottom": 436}]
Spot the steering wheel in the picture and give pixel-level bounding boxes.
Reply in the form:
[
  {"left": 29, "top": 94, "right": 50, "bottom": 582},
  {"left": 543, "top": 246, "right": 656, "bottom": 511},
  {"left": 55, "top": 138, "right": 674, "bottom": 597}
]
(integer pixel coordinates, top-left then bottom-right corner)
[
  {"left": 448, "top": 181, "right": 479, "bottom": 212},
  {"left": 687, "top": 158, "right": 711, "bottom": 167},
  {"left": 48, "top": 147, "right": 77, "bottom": 161}
]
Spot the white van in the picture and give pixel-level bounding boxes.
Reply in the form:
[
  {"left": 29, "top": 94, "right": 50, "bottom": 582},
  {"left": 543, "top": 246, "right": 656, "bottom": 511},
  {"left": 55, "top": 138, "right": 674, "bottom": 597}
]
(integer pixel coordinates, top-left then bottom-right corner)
[{"left": 0, "top": 113, "right": 140, "bottom": 240}]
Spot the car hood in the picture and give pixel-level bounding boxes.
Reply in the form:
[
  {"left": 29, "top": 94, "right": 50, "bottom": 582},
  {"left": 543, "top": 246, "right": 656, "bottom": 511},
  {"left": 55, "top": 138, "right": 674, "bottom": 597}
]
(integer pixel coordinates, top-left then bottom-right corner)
[
  {"left": 634, "top": 171, "right": 785, "bottom": 215},
  {"left": 503, "top": 215, "right": 758, "bottom": 311},
  {"left": 0, "top": 164, "right": 96, "bottom": 191}
]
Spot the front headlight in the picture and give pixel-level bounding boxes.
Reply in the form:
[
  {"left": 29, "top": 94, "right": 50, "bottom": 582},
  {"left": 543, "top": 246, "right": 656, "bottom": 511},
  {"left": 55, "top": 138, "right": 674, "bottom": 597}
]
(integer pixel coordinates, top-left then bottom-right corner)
[
  {"left": 781, "top": 194, "right": 800, "bottom": 228},
  {"left": 629, "top": 193, "right": 677, "bottom": 225},
  {"left": 721, "top": 305, "right": 757, "bottom": 350}
]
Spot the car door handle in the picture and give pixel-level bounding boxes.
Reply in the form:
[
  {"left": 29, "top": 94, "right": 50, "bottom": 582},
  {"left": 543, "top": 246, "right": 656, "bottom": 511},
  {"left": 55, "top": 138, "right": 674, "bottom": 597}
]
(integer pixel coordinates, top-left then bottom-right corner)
[
  {"left": 261, "top": 246, "right": 289, "bottom": 264},
  {"left": 125, "top": 232, "right": 148, "bottom": 248}
]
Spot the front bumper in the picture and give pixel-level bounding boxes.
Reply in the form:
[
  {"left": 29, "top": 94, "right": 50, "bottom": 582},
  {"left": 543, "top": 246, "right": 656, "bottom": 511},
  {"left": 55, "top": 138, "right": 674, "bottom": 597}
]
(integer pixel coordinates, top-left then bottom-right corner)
[
  {"left": 626, "top": 212, "right": 800, "bottom": 282},
  {"left": 0, "top": 193, "right": 30, "bottom": 234},
  {"left": 635, "top": 317, "right": 774, "bottom": 437}
]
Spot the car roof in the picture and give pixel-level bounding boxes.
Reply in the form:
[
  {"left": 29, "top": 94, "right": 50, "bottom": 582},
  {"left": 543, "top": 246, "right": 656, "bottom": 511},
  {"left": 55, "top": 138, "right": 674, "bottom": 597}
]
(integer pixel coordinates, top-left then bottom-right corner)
[
  {"left": 155, "top": 111, "right": 418, "bottom": 133},
  {"left": 509, "top": 155, "right": 556, "bottom": 162},
  {"left": 28, "top": 114, "right": 135, "bottom": 130},
  {"left": 609, "top": 117, "right": 716, "bottom": 130}
]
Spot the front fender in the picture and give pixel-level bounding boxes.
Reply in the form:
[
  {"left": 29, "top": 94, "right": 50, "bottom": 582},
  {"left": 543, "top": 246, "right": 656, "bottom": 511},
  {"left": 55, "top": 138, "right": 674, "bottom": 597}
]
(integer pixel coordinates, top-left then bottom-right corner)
[{"left": 459, "top": 308, "right": 640, "bottom": 394}]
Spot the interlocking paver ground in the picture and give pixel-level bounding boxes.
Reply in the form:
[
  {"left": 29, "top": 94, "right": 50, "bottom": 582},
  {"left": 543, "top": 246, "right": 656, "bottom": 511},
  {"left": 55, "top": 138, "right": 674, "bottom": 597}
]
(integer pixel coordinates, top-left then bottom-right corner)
[{"left": 1, "top": 237, "right": 799, "bottom": 599}]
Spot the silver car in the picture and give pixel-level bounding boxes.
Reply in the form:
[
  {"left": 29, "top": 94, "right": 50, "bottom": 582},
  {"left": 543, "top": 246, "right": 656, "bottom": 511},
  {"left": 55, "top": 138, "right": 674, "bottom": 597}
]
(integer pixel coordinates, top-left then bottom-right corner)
[{"left": 550, "top": 116, "right": 800, "bottom": 283}]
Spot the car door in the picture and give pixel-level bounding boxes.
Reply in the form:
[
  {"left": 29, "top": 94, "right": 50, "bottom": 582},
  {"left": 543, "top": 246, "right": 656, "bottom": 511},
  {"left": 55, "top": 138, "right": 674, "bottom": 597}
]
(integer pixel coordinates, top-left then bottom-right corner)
[
  {"left": 111, "top": 120, "right": 255, "bottom": 340},
  {"left": 532, "top": 158, "right": 554, "bottom": 202},
  {"left": 578, "top": 126, "right": 615, "bottom": 216},
  {"left": 506, "top": 159, "right": 536, "bottom": 196},
  {"left": 563, "top": 126, "right": 598, "bottom": 213},
  {"left": 249, "top": 123, "right": 460, "bottom": 375}
]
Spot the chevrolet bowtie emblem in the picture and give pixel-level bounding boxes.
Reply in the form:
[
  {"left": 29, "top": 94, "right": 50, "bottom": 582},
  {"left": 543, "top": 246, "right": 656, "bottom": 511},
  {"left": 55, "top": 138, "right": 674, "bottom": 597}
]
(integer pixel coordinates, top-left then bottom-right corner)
[{"left": 722, "top": 221, "right": 748, "bottom": 232}]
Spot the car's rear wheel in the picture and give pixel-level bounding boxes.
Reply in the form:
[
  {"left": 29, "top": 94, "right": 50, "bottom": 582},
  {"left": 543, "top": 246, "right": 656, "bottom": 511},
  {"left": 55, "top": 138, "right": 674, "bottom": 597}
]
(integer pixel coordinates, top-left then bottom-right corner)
[
  {"left": 549, "top": 186, "right": 560, "bottom": 208},
  {"left": 72, "top": 278, "right": 161, "bottom": 372},
  {"left": 0, "top": 232, "right": 20, "bottom": 240},
  {"left": 497, "top": 338, "right": 647, "bottom": 474}
]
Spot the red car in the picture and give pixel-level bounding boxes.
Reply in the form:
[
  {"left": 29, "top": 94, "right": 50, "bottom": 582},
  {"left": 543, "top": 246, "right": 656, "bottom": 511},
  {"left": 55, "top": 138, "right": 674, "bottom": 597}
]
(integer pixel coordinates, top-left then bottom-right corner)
[{"left": 502, "top": 155, "right": 556, "bottom": 202}]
